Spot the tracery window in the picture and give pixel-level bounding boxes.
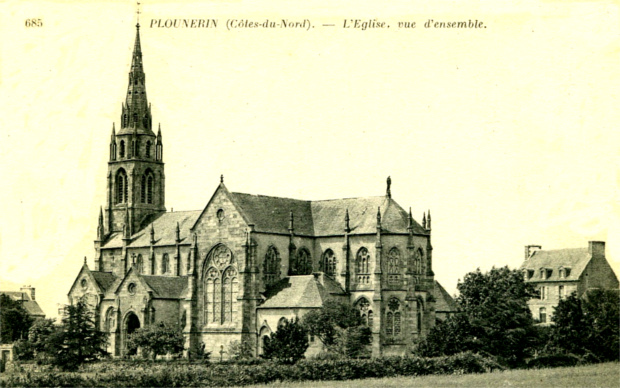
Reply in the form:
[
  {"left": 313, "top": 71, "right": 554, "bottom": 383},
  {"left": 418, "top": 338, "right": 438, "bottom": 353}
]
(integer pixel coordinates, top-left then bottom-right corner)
[
  {"left": 356, "top": 247, "right": 370, "bottom": 285},
  {"left": 356, "top": 297, "right": 372, "bottom": 327},
  {"left": 203, "top": 245, "right": 238, "bottom": 325},
  {"left": 115, "top": 169, "right": 128, "bottom": 204},
  {"left": 387, "top": 247, "right": 401, "bottom": 285},
  {"left": 415, "top": 248, "right": 424, "bottom": 274},
  {"left": 162, "top": 253, "right": 169, "bottom": 274},
  {"left": 263, "top": 246, "right": 281, "bottom": 287},
  {"left": 291, "top": 247, "right": 312, "bottom": 275},
  {"left": 322, "top": 249, "right": 337, "bottom": 277},
  {"left": 386, "top": 297, "right": 401, "bottom": 338}
]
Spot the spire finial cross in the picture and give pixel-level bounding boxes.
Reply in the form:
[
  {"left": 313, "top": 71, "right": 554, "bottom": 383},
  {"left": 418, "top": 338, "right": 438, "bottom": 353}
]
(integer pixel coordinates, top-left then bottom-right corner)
[{"left": 136, "top": 1, "right": 141, "bottom": 26}]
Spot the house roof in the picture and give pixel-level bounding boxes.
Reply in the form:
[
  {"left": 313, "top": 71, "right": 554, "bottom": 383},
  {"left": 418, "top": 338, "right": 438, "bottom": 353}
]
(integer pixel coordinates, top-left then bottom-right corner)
[
  {"left": 1, "top": 291, "right": 45, "bottom": 317},
  {"left": 433, "top": 281, "right": 459, "bottom": 313},
  {"left": 91, "top": 272, "right": 117, "bottom": 292},
  {"left": 102, "top": 210, "right": 200, "bottom": 248},
  {"left": 230, "top": 192, "right": 427, "bottom": 236},
  {"left": 520, "top": 248, "right": 590, "bottom": 281},
  {"left": 140, "top": 275, "right": 187, "bottom": 299},
  {"left": 260, "top": 274, "right": 346, "bottom": 309}
]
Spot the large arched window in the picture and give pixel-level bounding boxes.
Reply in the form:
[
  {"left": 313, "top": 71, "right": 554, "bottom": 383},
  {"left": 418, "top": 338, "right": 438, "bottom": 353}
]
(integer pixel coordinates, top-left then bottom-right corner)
[
  {"left": 291, "top": 247, "right": 312, "bottom": 275},
  {"left": 356, "top": 247, "right": 370, "bottom": 285},
  {"left": 161, "top": 253, "right": 169, "bottom": 274},
  {"left": 115, "top": 169, "right": 128, "bottom": 204},
  {"left": 140, "top": 170, "right": 154, "bottom": 204},
  {"left": 263, "top": 246, "right": 281, "bottom": 287},
  {"left": 322, "top": 249, "right": 337, "bottom": 277},
  {"left": 386, "top": 297, "right": 401, "bottom": 339},
  {"left": 203, "top": 245, "right": 238, "bottom": 325}
]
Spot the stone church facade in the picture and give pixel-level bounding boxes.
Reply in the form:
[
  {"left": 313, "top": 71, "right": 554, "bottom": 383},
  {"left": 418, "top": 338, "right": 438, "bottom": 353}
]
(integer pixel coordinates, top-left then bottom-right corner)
[{"left": 68, "top": 25, "right": 453, "bottom": 358}]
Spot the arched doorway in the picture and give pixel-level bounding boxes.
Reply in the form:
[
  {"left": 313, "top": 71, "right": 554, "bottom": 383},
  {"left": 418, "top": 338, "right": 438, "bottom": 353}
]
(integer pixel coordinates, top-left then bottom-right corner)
[{"left": 124, "top": 312, "right": 141, "bottom": 356}]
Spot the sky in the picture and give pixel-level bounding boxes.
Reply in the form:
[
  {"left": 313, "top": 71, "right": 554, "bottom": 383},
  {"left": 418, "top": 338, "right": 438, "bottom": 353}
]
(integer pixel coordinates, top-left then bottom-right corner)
[{"left": 1, "top": 0, "right": 619, "bottom": 319}]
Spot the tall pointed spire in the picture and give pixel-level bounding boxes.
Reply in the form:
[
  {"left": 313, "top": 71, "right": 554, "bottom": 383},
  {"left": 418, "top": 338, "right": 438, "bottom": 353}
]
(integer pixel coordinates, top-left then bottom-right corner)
[{"left": 121, "top": 22, "right": 152, "bottom": 133}]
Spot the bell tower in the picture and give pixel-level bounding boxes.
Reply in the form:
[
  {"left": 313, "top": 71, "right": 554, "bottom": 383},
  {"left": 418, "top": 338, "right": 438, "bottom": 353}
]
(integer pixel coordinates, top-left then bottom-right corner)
[{"left": 104, "top": 23, "right": 166, "bottom": 237}]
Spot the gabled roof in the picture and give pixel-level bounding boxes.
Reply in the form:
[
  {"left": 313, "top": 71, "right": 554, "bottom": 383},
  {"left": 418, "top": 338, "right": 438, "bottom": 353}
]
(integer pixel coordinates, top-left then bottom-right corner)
[
  {"left": 1, "top": 291, "right": 45, "bottom": 317},
  {"left": 91, "top": 272, "right": 117, "bottom": 292},
  {"left": 102, "top": 210, "right": 200, "bottom": 248},
  {"left": 260, "top": 274, "right": 346, "bottom": 309},
  {"left": 230, "top": 192, "right": 427, "bottom": 236},
  {"left": 433, "top": 281, "right": 459, "bottom": 313},
  {"left": 520, "top": 248, "right": 590, "bottom": 281},
  {"left": 141, "top": 276, "right": 187, "bottom": 299}
]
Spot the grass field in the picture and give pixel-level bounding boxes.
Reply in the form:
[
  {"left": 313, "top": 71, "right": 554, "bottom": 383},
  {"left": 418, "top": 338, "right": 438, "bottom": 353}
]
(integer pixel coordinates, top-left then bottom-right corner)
[{"left": 247, "top": 362, "right": 620, "bottom": 388}]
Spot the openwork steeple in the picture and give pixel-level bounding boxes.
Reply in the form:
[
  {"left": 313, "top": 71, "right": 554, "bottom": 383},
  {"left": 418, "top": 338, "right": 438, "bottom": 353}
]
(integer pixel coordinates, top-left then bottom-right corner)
[{"left": 121, "top": 23, "right": 152, "bottom": 133}]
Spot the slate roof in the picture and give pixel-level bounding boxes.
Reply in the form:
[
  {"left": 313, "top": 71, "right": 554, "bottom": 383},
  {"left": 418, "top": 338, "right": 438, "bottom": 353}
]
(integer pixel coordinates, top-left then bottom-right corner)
[
  {"left": 141, "top": 275, "right": 187, "bottom": 298},
  {"left": 260, "top": 275, "right": 346, "bottom": 309},
  {"left": 103, "top": 210, "right": 200, "bottom": 248},
  {"left": 91, "top": 272, "right": 117, "bottom": 292},
  {"left": 1, "top": 291, "right": 45, "bottom": 317},
  {"left": 520, "top": 248, "right": 590, "bottom": 281},
  {"left": 433, "top": 281, "right": 459, "bottom": 313},
  {"left": 230, "top": 192, "right": 427, "bottom": 236}
]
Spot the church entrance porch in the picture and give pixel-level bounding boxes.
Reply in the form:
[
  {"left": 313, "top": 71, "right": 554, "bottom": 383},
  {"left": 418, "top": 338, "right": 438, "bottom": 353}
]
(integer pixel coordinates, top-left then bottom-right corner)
[{"left": 122, "top": 312, "right": 141, "bottom": 356}]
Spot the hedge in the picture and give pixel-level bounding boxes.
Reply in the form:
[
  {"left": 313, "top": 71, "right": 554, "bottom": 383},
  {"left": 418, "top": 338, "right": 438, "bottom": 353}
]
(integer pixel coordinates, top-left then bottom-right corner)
[{"left": 0, "top": 352, "right": 503, "bottom": 387}]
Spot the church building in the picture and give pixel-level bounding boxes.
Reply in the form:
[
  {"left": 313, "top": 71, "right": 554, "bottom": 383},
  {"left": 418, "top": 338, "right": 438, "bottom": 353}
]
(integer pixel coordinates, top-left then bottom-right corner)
[{"left": 68, "top": 24, "right": 454, "bottom": 358}]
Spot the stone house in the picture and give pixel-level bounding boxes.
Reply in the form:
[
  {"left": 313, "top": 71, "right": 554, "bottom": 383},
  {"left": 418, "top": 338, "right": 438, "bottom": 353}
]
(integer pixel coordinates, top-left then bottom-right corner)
[
  {"left": 520, "top": 241, "right": 619, "bottom": 324},
  {"left": 1, "top": 286, "right": 45, "bottom": 320}
]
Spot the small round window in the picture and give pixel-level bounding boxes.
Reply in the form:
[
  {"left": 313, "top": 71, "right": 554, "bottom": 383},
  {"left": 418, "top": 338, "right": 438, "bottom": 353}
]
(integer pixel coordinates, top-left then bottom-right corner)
[
  {"left": 80, "top": 279, "right": 88, "bottom": 290},
  {"left": 216, "top": 209, "right": 225, "bottom": 222},
  {"left": 128, "top": 283, "right": 137, "bottom": 295}
]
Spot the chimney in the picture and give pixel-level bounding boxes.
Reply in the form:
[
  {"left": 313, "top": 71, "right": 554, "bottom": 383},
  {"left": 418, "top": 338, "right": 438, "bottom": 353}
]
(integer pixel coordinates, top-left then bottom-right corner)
[
  {"left": 588, "top": 241, "right": 605, "bottom": 258},
  {"left": 20, "top": 285, "right": 35, "bottom": 301},
  {"left": 524, "top": 245, "right": 542, "bottom": 260}
]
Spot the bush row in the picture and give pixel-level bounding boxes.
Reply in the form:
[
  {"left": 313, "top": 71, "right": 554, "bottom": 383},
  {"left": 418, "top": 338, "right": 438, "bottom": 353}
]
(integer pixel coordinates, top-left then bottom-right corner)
[{"left": 0, "top": 352, "right": 502, "bottom": 387}]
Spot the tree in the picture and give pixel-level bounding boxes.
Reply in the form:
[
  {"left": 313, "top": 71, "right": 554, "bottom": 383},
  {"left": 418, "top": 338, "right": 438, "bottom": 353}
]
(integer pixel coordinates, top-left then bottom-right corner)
[
  {"left": 418, "top": 266, "right": 538, "bottom": 366},
  {"left": 549, "top": 289, "right": 619, "bottom": 361},
  {"left": 0, "top": 294, "right": 34, "bottom": 343},
  {"left": 28, "top": 318, "right": 56, "bottom": 354},
  {"left": 262, "top": 317, "right": 308, "bottom": 364},
  {"left": 127, "top": 321, "right": 185, "bottom": 360},
  {"left": 45, "top": 300, "right": 108, "bottom": 370},
  {"left": 303, "top": 300, "right": 371, "bottom": 358}
]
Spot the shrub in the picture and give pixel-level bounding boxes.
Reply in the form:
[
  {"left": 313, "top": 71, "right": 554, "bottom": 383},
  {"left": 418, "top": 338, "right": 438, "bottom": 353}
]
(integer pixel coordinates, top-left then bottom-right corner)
[
  {"left": 127, "top": 321, "right": 185, "bottom": 360},
  {"left": 262, "top": 317, "right": 309, "bottom": 364}
]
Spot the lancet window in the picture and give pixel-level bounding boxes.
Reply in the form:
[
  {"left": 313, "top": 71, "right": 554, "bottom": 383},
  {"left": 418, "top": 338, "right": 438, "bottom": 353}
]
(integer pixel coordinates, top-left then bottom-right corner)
[
  {"left": 322, "top": 249, "right": 337, "bottom": 277},
  {"left": 386, "top": 297, "right": 402, "bottom": 338},
  {"left": 356, "top": 247, "right": 371, "bottom": 285},
  {"left": 115, "top": 169, "right": 128, "bottom": 204}
]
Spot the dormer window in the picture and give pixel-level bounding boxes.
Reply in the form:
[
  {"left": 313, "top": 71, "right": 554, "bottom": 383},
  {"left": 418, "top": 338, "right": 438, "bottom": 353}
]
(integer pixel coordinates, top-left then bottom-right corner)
[{"left": 559, "top": 267, "right": 565, "bottom": 279}]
